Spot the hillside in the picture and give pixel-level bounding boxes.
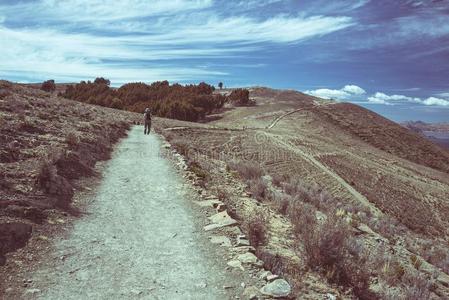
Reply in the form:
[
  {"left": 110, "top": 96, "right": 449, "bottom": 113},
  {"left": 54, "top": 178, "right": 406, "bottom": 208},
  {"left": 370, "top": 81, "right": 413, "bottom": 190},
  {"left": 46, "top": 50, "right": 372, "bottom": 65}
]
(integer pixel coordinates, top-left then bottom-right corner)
[
  {"left": 0, "top": 81, "right": 140, "bottom": 267},
  {"left": 1, "top": 82, "right": 448, "bottom": 299},
  {"left": 158, "top": 87, "right": 449, "bottom": 299}
]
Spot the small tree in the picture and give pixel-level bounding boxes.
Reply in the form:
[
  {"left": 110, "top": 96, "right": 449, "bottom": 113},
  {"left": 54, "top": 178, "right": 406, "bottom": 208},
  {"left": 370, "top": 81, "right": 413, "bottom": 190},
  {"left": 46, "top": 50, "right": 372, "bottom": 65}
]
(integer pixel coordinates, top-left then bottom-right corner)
[
  {"left": 94, "top": 77, "right": 111, "bottom": 86},
  {"left": 41, "top": 80, "right": 56, "bottom": 92},
  {"left": 218, "top": 82, "right": 223, "bottom": 90},
  {"left": 228, "top": 88, "right": 252, "bottom": 106}
]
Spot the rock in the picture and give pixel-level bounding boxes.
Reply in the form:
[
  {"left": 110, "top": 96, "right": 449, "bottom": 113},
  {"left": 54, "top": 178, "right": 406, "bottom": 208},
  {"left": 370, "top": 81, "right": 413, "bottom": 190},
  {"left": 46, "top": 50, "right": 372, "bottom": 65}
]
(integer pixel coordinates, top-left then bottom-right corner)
[
  {"left": 215, "top": 203, "right": 227, "bottom": 212},
  {"left": 208, "top": 210, "right": 237, "bottom": 224},
  {"left": 5, "top": 287, "right": 13, "bottom": 293},
  {"left": 325, "top": 293, "right": 337, "bottom": 300},
  {"left": 24, "top": 288, "right": 41, "bottom": 295},
  {"left": 260, "top": 279, "right": 291, "bottom": 298},
  {"left": 194, "top": 199, "right": 223, "bottom": 208},
  {"left": 204, "top": 211, "right": 238, "bottom": 231},
  {"left": 233, "top": 246, "right": 256, "bottom": 254},
  {"left": 209, "top": 235, "right": 232, "bottom": 247},
  {"left": 242, "top": 286, "right": 261, "bottom": 300},
  {"left": 259, "top": 270, "right": 273, "bottom": 280},
  {"left": 237, "top": 252, "right": 258, "bottom": 264},
  {"left": 267, "top": 274, "right": 279, "bottom": 281},
  {"left": 236, "top": 235, "right": 250, "bottom": 247},
  {"left": 227, "top": 260, "right": 244, "bottom": 271}
]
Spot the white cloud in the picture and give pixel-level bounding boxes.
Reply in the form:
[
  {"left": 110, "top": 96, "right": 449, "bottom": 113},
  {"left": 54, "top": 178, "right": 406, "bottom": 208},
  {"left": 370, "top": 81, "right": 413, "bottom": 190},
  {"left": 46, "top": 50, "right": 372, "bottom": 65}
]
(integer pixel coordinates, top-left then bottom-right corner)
[
  {"left": 367, "top": 92, "right": 449, "bottom": 106},
  {"left": 305, "top": 84, "right": 365, "bottom": 100},
  {"left": 306, "top": 87, "right": 449, "bottom": 107},
  {"left": 0, "top": 0, "right": 213, "bottom": 23},
  {"left": 342, "top": 85, "right": 366, "bottom": 95},
  {"left": 0, "top": 0, "right": 354, "bottom": 84},
  {"left": 367, "top": 92, "right": 420, "bottom": 102},
  {"left": 422, "top": 97, "right": 449, "bottom": 106}
]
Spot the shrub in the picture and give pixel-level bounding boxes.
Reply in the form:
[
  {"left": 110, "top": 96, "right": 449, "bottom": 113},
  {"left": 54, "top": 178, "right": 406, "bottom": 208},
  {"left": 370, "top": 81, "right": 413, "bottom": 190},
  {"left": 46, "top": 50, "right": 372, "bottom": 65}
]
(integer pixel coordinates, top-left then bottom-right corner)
[
  {"left": 41, "top": 80, "right": 56, "bottom": 92},
  {"left": 247, "top": 209, "right": 268, "bottom": 247},
  {"left": 272, "top": 173, "right": 290, "bottom": 187},
  {"left": 248, "top": 178, "right": 269, "bottom": 202},
  {"left": 401, "top": 271, "right": 433, "bottom": 300},
  {"left": 228, "top": 89, "right": 253, "bottom": 106},
  {"left": 227, "top": 160, "right": 263, "bottom": 181},
  {"left": 66, "top": 132, "right": 79, "bottom": 149}
]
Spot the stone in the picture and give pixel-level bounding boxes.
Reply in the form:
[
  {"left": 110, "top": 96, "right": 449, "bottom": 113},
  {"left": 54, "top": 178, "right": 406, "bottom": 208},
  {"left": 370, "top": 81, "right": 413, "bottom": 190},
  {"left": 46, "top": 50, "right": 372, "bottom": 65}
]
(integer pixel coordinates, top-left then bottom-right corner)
[
  {"left": 242, "top": 286, "right": 261, "bottom": 300},
  {"left": 208, "top": 211, "right": 236, "bottom": 224},
  {"left": 259, "top": 270, "right": 273, "bottom": 280},
  {"left": 215, "top": 203, "right": 227, "bottom": 212},
  {"left": 233, "top": 246, "right": 256, "bottom": 254},
  {"left": 325, "top": 293, "right": 337, "bottom": 300},
  {"left": 267, "top": 274, "right": 279, "bottom": 281},
  {"left": 204, "top": 211, "right": 237, "bottom": 231},
  {"left": 227, "top": 260, "right": 244, "bottom": 271},
  {"left": 236, "top": 235, "right": 250, "bottom": 247},
  {"left": 209, "top": 235, "right": 232, "bottom": 247},
  {"left": 237, "top": 252, "right": 258, "bottom": 264},
  {"left": 194, "top": 199, "right": 223, "bottom": 208},
  {"left": 260, "top": 279, "right": 291, "bottom": 298}
]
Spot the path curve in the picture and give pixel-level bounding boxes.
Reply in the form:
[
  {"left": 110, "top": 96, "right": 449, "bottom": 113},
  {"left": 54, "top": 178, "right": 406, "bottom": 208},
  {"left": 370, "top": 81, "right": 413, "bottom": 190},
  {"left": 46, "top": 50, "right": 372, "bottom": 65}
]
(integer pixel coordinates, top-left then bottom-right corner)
[{"left": 25, "top": 126, "right": 239, "bottom": 300}]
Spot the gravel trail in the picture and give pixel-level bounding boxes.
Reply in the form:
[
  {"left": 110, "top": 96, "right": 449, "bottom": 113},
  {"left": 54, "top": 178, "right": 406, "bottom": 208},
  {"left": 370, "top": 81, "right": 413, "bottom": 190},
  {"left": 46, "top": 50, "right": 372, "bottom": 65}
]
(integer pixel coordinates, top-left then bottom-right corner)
[{"left": 25, "top": 126, "right": 238, "bottom": 300}]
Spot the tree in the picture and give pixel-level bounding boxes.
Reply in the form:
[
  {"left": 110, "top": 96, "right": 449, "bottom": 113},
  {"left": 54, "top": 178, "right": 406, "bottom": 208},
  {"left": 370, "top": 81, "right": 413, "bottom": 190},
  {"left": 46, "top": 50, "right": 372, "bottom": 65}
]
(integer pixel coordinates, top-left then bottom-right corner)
[
  {"left": 41, "top": 80, "right": 56, "bottom": 92},
  {"left": 218, "top": 82, "right": 223, "bottom": 90},
  {"left": 228, "top": 88, "right": 252, "bottom": 106},
  {"left": 94, "top": 77, "right": 111, "bottom": 86}
]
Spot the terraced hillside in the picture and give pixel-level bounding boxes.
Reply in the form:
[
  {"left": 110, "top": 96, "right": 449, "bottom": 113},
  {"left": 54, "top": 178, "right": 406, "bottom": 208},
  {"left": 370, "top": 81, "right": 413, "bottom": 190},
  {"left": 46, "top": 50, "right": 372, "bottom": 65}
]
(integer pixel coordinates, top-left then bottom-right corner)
[{"left": 157, "top": 87, "right": 449, "bottom": 299}]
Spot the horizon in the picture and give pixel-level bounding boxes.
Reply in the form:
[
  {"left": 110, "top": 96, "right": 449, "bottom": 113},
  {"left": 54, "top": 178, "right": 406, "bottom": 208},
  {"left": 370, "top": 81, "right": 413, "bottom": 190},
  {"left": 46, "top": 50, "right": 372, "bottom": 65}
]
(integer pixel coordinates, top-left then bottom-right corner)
[{"left": 1, "top": 0, "right": 449, "bottom": 122}]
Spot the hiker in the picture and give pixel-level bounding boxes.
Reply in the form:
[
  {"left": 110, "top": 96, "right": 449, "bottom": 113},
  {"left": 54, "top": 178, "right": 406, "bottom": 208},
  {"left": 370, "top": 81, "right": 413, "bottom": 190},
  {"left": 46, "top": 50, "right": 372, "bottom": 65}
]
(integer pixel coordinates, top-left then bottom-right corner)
[{"left": 143, "top": 108, "right": 152, "bottom": 135}]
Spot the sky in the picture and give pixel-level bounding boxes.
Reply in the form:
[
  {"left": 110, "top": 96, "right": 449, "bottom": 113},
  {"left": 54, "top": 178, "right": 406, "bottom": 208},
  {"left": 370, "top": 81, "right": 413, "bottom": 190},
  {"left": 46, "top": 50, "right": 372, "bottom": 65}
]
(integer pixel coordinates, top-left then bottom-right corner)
[{"left": 1, "top": 0, "right": 449, "bottom": 122}]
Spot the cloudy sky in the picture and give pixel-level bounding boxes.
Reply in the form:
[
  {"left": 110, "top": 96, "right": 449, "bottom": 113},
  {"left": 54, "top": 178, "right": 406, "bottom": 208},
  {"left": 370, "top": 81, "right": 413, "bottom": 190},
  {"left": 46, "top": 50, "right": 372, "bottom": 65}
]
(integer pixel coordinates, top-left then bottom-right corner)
[{"left": 1, "top": 0, "right": 448, "bottom": 122}]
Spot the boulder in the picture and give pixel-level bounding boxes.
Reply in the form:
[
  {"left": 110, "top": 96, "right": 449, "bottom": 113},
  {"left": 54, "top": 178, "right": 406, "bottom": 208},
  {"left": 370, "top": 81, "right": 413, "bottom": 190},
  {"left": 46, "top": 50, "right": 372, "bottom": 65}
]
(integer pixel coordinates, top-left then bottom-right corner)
[
  {"left": 237, "top": 252, "right": 259, "bottom": 264},
  {"left": 260, "top": 279, "right": 291, "bottom": 298}
]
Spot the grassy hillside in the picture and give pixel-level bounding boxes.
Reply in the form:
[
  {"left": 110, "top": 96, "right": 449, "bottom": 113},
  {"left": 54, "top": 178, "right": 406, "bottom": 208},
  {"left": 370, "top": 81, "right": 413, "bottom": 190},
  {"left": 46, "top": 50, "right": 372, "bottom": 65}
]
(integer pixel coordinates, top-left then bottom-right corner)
[
  {"left": 0, "top": 81, "right": 140, "bottom": 266},
  {"left": 155, "top": 87, "right": 449, "bottom": 299}
]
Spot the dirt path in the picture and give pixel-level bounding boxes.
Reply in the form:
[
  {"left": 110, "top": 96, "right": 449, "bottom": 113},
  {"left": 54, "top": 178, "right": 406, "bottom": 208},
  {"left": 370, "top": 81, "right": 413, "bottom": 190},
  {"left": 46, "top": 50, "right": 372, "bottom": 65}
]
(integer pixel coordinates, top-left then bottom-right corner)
[
  {"left": 264, "top": 131, "right": 383, "bottom": 217},
  {"left": 23, "top": 126, "right": 241, "bottom": 300}
]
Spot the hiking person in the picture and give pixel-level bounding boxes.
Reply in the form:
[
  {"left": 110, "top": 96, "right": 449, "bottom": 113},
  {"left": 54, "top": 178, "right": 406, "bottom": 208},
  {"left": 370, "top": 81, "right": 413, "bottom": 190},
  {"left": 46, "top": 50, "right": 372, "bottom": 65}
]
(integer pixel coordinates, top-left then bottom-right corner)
[{"left": 143, "top": 108, "right": 152, "bottom": 135}]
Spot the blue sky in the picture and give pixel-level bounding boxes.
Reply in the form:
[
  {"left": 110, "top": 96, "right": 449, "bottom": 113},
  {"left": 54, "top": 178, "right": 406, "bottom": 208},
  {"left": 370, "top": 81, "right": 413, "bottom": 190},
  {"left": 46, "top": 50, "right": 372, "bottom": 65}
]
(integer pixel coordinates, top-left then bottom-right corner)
[{"left": 1, "top": 0, "right": 449, "bottom": 122}]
